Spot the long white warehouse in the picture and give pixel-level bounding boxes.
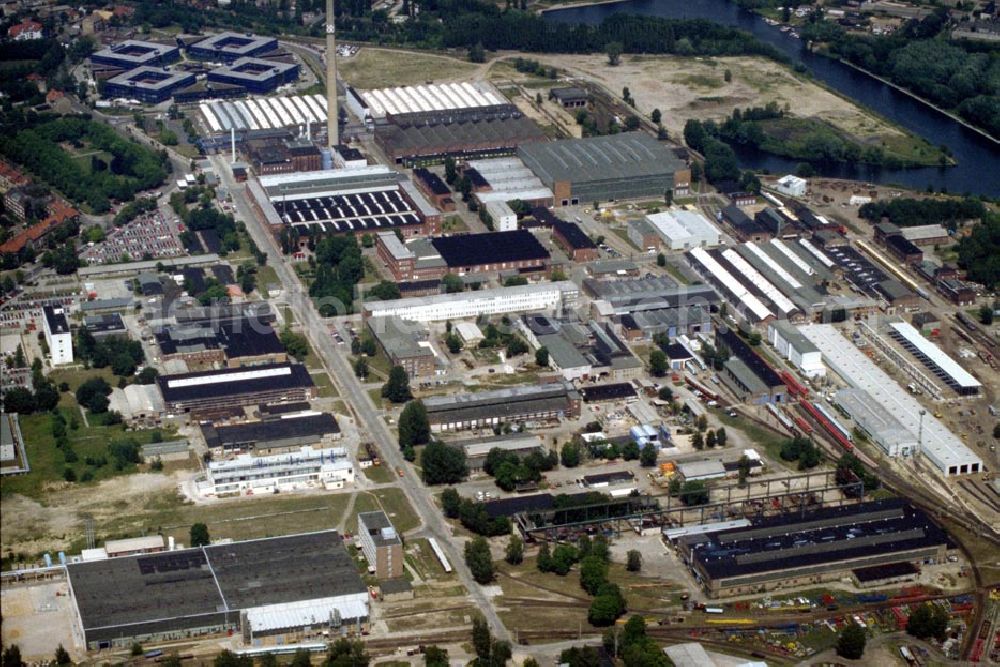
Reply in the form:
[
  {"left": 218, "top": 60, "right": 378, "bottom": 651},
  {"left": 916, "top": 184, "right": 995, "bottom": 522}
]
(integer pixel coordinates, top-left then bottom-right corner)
[
  {"left": 799, "top": 324, "right": 982, "bottom": 476},
  {"left": 361, "top": 282, "right": 580, "bottom": 323}
]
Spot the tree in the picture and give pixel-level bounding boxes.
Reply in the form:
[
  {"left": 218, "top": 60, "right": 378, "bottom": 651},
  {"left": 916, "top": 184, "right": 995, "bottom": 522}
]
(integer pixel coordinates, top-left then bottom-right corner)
[
  {"left": 2, "top": 387, "right": 36, "bottom": 414},
  {"left": 444, "top": 157, "right": 458, "bottom": 185},
  {"left": 353, "top": 356, "right": 369, "bottom": 379},
  {"left": 424, "top": 646, "right": 448, "bottom": 667},
  {"left": 679, "top": 480, "right": 709, "bottom": 505},
  {"left": 465, "top": 536, "right": 494, "bottom": 584},
  {"left": 136, "top": 367, "right": 159, "bottom": 384},
  {"left": 421, "top": 440, "right": 467, "bottom": 484},
  {"left": 706, "top": 430, "right": 717, "bottom": 448},
  {"left": 190, "top": 522, "right": 210, "bottom": 546},
  {"left": 979, "top": 304, "right": 994, "bottom": 325},
  {"left": 324, "top": 639, "right": 370, "bottom": 667},
  {"left": 214, "top": 650, "right": 252, "bottom": 667},
  {"left": 621, "top": 440, "right": 640, "bottom": 461},
  {"left": 505, "top": 535, "right": 524, "bottom": 565},
  {"left": 398, "top": 400, "right": 431, "bottom": 448},
  {"left": 2, "top": 645, "right": 23, "bottom": 667},
  {"left": 837, "top": 624, "right": 867, "bottom": 660},
  {"left": 657, "top": 386, "right": 673, "bottom": 401},
  {"left": 76, "top": 377, "right": 112, "bottom": 413},
  {"left": 724, "top": 68, "right": 733, "bottom": 82},
  {"left": 130, "top": 643, "right": 144, "bottom": 657},
  {"left": 559, "top": 646, "right": 601, "bottom": 667},
  {"left": 580, "top": 554, "right": 609, "bottom": 595},
  {"left": 656, "top": 252, "right": 666, "bottom": 267},
  {"left": 649, "top": 349, "right": 668, "bottom": 377},
  {"left": 626, "top": 550, "right": 642, "bottom": 572},
  {"left": 906, "top": 602, "right": 949, "bottom": 641},
  {"left": 442, "top": 273, "right": 464, "bottom": 293},
  {"left": 640, "top": 442, "right": 658, "bottom": 467},
  {"left": 441, "top": 487, "right": 461, "bottom": 518},
  {"left": 381, "top": 366, "right": 413, "bottom": 403},
  {"left": 368, "top": 280, "right": 401, "bottom": 301},
  {"left": 472, "top": 615, "right": 492, "bottom": 660},
  {"left": 605, "top": 41, "right": 623, "bottom": 66},
  {"left": 651, "top": 108, "right": 662, "bottom": 125},
  {"left": 445, "top": 333, "right": 463, "bottom": 354},
  {"left": 290, "top": 649, "right": 311, "bottom": 667},
  {"left": 691, "top": 431, "right": 704, "bottom": 450},
  {"left": 54, "top": 645, "right": 72, "bottom": 664},
  {"left": 588, "top": 582, "right": 626, "bottom": 626},
  {"left": 561, "top": 442, "right": 582, "bottom": 467},
  {"left": 469, "top": 41, "right": 486, "bottom": 63},
  {"left": 716, "top": 427, "right": 727, "bottom": 447},
  {"left": 280, "top": 328, "right": 310, "bottom": 361},
  {"left": 535, "top": 346, "right": 549, "bottom": 368}
]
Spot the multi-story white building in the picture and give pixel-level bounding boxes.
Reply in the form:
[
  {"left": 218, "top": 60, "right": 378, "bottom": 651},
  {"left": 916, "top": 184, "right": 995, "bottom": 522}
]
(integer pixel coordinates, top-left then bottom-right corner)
[
  {"left": 767, "top": 320, "right": 825, "bottom": 378},
  {"left": 200, "top": 446, "right": 354, "bottom": 496},
  {"left": 484, "top": 201, "right": 517, "bottom": 232},
  {"left": 42, "top": 305, "right": 73, "bottom": 365},
  {"left": 361, "top": 281, "right": 580, "bottom": 323}
]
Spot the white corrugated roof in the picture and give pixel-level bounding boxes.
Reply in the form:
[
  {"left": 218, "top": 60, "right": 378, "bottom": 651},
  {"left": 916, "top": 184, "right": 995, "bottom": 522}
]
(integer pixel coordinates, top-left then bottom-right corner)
[
  {"left": 246, "top": 593, "right": 369, "bottom": 632},
  {"left": 889, "top": 321, "right": 980, "bottom": 389}
]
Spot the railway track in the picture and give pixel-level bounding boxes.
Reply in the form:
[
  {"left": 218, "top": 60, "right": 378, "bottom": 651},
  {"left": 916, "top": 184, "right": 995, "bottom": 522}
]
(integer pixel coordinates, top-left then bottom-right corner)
[{"left": 959, "top": 479, "right": 1000, "bottom": 514}]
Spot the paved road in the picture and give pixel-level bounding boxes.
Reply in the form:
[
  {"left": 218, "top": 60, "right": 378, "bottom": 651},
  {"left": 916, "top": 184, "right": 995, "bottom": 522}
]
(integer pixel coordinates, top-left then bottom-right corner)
[{"left": 210, "top": 154, "right": 511, "bottom": 642}]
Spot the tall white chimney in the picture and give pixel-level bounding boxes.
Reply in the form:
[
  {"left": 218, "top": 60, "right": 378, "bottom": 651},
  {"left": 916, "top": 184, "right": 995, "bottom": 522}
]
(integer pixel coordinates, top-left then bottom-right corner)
[
  {"left": 230, "top": 127, "right": 236, "bottom": 163},
  {"left": 326, "top": 0, "right": 339, "bottom": 150}
]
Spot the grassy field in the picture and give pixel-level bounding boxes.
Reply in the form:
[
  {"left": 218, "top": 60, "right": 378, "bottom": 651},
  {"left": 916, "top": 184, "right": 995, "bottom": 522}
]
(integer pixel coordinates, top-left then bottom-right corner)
[
  {"left": 0, "top": 405, "right": 170, "bottom": 499},
  {"left": 339, "top": 48, "right": 480, "bottom": 89},
  {"left": 362, "top": 464, "right": 395, "bottom": 484},
  {"left": 405, "top": 537, "right": 455, "bottom": 581},
  {"left": 715, "top": 410, "right": 798, "bottom": 471}
]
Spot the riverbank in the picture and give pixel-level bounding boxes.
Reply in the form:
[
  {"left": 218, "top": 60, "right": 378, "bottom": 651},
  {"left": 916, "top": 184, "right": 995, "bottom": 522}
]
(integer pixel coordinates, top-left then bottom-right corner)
[
  {"left": 496, "top": 52, "right": 948, "bottom": 167},
  {"left": 534, "top": 0, "right": 627, "bottom": 13}
]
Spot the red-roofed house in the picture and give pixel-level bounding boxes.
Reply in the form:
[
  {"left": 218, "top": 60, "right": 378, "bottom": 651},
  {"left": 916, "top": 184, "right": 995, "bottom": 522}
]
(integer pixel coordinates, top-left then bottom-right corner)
[
  {"left": 0, "top": 161, "right": 29, "bottom": 192},
  {"left": 8, "top": 19, "right": 43, "bottom": 41},
  {"left": 46, "top": 89, "right": 65, "bottom": 103},
  {"left": 0, "top": 199, "right": 79, "bottom": 255}
]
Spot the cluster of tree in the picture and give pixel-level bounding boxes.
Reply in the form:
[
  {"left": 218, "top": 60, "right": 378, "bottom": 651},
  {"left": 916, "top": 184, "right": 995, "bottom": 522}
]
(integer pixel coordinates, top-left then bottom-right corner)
[
  {"left": 605, "top": 616, "right": 671, "bottom": 666},
  {"left": 214, "top": 638, "right": 369, "bottom": 667},
  {"left": 956, "top": 212, "right": 1000, "bottom": 290},
  {"left": 515, "top": 57, "right": 557, "bottom": 79},
  {"left": 76, "top": 377, "right": 113, "bottom": 414},
  {"left": 77, "top": 329, "right": 145, "bottom": 377},
  {"left": 178, "top": 206, "right": 241, "bottom": 257},
  {"left": 367, "top": 280, "right": 402, "bottom": 301},
  {"left": 835, "top": 452, "right": 880, "bottom": 497},
  {"left": 279, "top": 328, "right": 310, "bottom": 361},
  {"left": 382, "top": 366, "right": 413, "bottom": 403},
  {"left": 667, "top": 477, "right": 710, "bottom": 505},
  {"left": 420, "top": 440, "right": 468, "bottom": 484},
  {"left": 801, "top": 10, "right": 1000, "bottom": 137},
  {"left": 441, "top": 487, "right": 512, "bottom": 536},
  {"left": 309, "top": 235, "right": 363, "bottom": 315},
  {"left": 683, "top": 119, "right": 741, "bottom": 184},
  {"left": 692, "top": 427, "right": 727, "bottom": 450},
  {"left": 859, "top": 197, "right": 985, "bottom": 230},
  {"left": 836, "top": 623, "right": 867, "bottom": 660},
  {"left": 112, "top": 197, "right": 158, "bottom": 227},
  {"left": 130, "top": 0, "right": 318, "bottom": 36},
  {"left": 475, "top": 321, "right": 529, "bottom": 357},
  {"left": 464, "top": 535, "right": 494, "bottom": 583},
  {"left": 0, "top": 115, "right": 168, "bottom": 214},
  {"left": 906, "top": 602, "right": 950, "bottom": 641},
  {"left": 398, "top": 400, "right": 432, "bottom": 456},
  {"left": 1, "top": 359, "right": 59, "bottom": 415},
  {"left": 484, "top": 446, "right": 557, "bottom": 491},
  {"left": 780, "top": 435, "right": 822, "bottom": 470},
  {"left": 471, "top": 615, "right": 512, "bottom": 667}
]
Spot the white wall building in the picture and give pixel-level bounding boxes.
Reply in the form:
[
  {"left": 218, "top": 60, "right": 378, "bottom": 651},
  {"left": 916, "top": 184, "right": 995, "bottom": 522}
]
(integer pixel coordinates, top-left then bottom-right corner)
[
  {"left": 484, "top": 200, "right": 517, "bottom": 232},
  {"left": 799, "top": 324, "right": 982, "bottom": 476},
  {"left": 767, "top": 320, "right": 825, "bottom": 378},
  {"left": 362, "top": 281, "right": 580, "bottom": 323},
  {"left": 775, "top": 175, "right": 807, "bottom": 197},
  {"left": 201, "top": 447, "right": 354, "bottom": 496},
  {"left": 42, "top": 305, "right": 73, "bottom": 365},
  {"left": 643, "top": 209, "right": 721, "bottom": 251}
]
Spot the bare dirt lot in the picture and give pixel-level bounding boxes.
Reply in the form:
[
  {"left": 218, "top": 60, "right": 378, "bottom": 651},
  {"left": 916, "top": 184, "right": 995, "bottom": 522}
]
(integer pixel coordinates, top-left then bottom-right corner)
[
  {"left": 0, "top": 579, "right": 83, "bottom": 661},
  {"left": 339, "top": 47, "right": 481, "bottom": 89},
  {"left": 513, "top": 53, "right": 921, "bottom": 150}
]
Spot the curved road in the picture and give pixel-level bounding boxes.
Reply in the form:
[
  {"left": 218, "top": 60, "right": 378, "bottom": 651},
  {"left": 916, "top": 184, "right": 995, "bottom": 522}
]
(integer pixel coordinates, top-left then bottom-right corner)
[{"left": 209, "top": 154, "right": 511, "bottom": 643}]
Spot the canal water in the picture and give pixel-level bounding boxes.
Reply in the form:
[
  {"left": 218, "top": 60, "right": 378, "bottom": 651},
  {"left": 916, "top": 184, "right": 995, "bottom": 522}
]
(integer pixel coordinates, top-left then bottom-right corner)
[{"left": 543, "top": 0, "right": 1000, "bottom": 196}]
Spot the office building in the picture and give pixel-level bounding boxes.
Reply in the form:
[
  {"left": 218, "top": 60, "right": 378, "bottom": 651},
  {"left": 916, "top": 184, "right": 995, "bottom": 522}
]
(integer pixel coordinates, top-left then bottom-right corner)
[
  {"left": 366, "top": 316, "right": 437, "bottom": 378},
  {"left": 200, "top": 446, "right": 353, "bottom": 495},
  {"left": 42, "top": 305, "right": 73, "bottom": 365},
  {"left": 202, "top": 412, "right": 342, "bottom": 456},
  {"left": 102, "top": 67, "right": 196, "bottom": 103},
  {"left": 207, "top": 58, "right": 299, "bottom": 94},
  {"left": 356, "top": 511, "right": 404, "bottom": 580},
  {"left": 156, "top": 364, "right": 315, "bottom": 420},
  {"left": 90, "top": 40, "right": 180, "bottom": 70},
  {"left": 424, "top": 383, "right": 581, "bottom": 432},
  {"left": 188, "top": 32, "right": 278, "bottom": 64}
]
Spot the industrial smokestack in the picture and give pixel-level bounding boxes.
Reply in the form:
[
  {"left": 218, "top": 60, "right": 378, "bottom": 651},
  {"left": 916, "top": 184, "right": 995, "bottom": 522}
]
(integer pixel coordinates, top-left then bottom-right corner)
[
  {"left": 230, "top": 127, "right": 236, "bottom": 163},
  {"left": 325, "top": 0, "right": 338, "bottom": 151}
]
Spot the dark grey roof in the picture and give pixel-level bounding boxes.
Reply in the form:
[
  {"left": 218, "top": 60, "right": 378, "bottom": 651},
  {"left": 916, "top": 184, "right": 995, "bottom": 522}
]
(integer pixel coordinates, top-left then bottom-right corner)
[
  {"left": 358, "top": 511, "right": 401, "bottom": 547},
  {"left": 68, "top": 530, "right": 364, "bottom": 643},
  {"left": 431, "top": 230, "right": 549, "bottom": 267},
  {"left": 580, "top": 383, "right": 637, "bottom": 402},
  {"left": 42, "top": 306, "right": 69, "bottom": 335},
  {"left": 157, "top": 363, "right": 313, "bottom": 404},
  {"left": 518, "top": 132, "right": 685, "bottom": 185},
  {"left": 582, "top": 471, "right": 634, "bottom": 485},
  {"left": 202, "top": 413, "right": 340, "bottom": 449}
]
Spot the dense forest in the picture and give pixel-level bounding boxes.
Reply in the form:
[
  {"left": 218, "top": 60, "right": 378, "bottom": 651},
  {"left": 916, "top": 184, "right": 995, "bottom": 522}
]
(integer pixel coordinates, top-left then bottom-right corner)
[
  {"left": 957, "top": 212, "right": 1000, "bottom": 290},
  {"left": 859, "top": 197, "right": 986, "bottom": 230},
  {"left": 0, "top": 37, "right": 94, "bottom": 104},
  {"left": 0, "top": 114, "right": 168, "bottom": 213},
  {"left": 801, "top": 10, "right": 1000, "bottom": 138}
]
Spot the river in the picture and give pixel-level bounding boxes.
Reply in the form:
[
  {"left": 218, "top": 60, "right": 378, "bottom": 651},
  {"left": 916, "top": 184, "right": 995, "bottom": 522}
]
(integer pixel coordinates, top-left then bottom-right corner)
[{"left": 542, "top": 0, "right": 1000, "bottom": 196}]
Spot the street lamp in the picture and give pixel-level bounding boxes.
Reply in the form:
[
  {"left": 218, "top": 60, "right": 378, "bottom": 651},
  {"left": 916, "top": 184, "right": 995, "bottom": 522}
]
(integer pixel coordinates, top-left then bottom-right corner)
[{"left": 918, "top": 409, "right": 926, "bottom": 455}]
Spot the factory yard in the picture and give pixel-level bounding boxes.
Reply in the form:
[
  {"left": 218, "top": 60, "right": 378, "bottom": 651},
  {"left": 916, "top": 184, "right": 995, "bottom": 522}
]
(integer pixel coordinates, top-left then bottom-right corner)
[
  {"left": 510, "top": 53, "right": 939, "bottom": 163},
  {"left": 338, "top": 47, "right": 481, "bottom": 89},
  {"left": 0, "top": 578, "right": 82, "bottom": 662}
]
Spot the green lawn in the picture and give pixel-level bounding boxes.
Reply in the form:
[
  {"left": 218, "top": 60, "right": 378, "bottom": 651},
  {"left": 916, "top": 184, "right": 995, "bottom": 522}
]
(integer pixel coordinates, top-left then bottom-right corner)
[
  {"left": 405, "top": 537, "right": 455, "bottom": 580},
  {"left": 349, "top": 488, "right": 420, "bottom": 534},
  {"left": 715, "top": 409, "right": 798, "bottom": 470},
  {"left": 363, "top": 464, "right": 395, "bottom": 484},
  {"left": 0, "top": 404, "right": 170, "bottom": 499},
  {"left": 311, "top": 370, "right": 339, "bottom": 398}
]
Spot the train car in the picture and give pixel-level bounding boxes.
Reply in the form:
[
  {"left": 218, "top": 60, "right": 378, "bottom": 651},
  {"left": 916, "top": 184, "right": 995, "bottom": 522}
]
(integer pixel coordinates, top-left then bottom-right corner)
[
  {"left": 704, "top": 607, "right": 725, "bottom": 614},
  {"left": 799, "top": 399, "right": 854, "bottom": 452},
  {"left": 793, "top": 415, "right": 814, "bottom": 435},
  {"left": 779, "top": 370, "right": 809, "bottom": 398},
  {"left": 706, "top": 618, "right": 754, "bottom": 625}
]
